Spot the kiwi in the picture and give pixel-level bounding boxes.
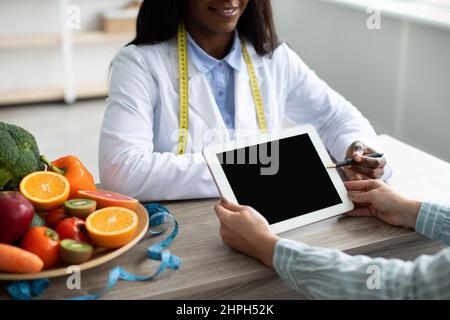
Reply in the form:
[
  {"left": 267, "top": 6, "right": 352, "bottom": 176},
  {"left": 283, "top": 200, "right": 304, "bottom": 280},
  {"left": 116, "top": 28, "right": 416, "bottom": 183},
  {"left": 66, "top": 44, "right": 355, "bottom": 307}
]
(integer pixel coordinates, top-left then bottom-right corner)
[
  {"left": 59, "top": 239, "right": 93, "bottom": 265},
  {"left": 64, "top": 198, "right": 97, "bottom": 218}
]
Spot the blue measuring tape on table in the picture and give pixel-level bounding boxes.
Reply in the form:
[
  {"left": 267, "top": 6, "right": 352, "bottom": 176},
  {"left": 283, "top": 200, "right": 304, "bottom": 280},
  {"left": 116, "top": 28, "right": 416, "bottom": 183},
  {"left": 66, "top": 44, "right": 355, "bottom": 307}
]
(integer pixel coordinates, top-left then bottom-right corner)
[{"left": 6, "top": 203, "right": 181, "bottom": 300}]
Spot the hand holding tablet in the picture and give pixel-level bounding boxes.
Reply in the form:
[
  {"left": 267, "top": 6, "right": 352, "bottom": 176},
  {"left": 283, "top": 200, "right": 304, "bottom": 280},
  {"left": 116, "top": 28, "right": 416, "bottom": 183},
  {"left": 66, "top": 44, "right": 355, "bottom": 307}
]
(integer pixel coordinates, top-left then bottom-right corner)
[{"left": 203, "top": 125, "right": 354, "bottom": 234}]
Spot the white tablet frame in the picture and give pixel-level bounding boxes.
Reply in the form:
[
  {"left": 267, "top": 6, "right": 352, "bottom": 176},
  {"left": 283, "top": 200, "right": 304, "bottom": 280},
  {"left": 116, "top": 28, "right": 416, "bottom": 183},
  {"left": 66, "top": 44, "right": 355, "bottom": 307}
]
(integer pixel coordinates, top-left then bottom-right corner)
[{"left": 203, "top": 124, "right": 354, "bottom": 234}]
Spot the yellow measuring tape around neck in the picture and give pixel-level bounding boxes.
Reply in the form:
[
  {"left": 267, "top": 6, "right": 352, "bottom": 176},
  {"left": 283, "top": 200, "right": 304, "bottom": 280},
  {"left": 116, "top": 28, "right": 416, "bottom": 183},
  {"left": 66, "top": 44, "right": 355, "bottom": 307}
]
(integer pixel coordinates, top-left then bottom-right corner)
[
  {"left": 239, "top": 38, "right": 268, "bottom": 134},
  {"left": 177, "top": 23, "right": 267, "bottom": 155},
  {"left": 177, "top": 23, "right": 189, "bottom": 155}
]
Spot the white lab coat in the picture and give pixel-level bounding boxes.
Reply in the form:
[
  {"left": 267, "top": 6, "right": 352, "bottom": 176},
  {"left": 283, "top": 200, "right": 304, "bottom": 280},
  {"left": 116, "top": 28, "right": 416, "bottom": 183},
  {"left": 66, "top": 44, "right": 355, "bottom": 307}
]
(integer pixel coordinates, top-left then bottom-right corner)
[{"left": 99, "top": 38, "right": 381, "bottom": 201}]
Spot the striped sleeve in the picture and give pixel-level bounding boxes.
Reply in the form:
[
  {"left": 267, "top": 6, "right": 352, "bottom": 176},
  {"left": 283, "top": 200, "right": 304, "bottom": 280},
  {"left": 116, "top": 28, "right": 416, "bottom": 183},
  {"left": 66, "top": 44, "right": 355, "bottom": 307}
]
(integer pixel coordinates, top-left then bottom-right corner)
[
  {"left": 273, "top": 238, "right": 450, "bottom": 299},
  {"left": 415, "top": 202, "right": 450, "bottom": 245}
]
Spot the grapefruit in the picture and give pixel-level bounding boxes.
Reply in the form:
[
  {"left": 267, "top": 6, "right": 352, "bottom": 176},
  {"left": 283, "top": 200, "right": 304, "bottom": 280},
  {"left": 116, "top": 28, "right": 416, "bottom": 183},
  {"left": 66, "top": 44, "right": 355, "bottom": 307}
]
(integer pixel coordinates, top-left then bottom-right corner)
[{"left": 77, "top": 189, "right": 138, "bottom": 211}]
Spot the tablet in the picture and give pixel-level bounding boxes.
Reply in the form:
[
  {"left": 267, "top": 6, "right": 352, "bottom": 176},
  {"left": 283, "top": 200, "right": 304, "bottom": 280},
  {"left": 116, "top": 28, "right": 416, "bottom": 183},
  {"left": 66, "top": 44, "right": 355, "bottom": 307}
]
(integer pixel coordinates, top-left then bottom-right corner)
[{"left": 203, "top": 125, "right": 354, "bottom": 234}]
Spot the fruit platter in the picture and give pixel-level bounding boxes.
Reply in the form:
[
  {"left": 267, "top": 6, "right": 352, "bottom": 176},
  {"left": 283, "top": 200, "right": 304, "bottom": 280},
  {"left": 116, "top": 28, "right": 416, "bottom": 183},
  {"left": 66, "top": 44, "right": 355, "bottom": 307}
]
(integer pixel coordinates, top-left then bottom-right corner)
[{"left": 0, "top": 122, "right": 149, "bottom": 280}]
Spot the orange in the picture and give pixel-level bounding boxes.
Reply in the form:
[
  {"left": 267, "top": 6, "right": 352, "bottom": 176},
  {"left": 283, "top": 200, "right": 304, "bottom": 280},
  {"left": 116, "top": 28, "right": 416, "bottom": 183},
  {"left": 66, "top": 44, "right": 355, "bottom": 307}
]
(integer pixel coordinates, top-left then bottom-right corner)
[
  {"left": 20, "top": 171, "right": 70, "bottom": 212},
  {"left": 86, "top": 207, "right": 138, "bottom": 249}
]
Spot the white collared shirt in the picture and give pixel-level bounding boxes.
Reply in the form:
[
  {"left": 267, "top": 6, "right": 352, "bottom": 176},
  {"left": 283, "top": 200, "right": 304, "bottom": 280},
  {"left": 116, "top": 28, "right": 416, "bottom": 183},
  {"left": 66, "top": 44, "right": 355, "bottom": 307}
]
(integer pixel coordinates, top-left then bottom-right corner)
[
  {"left": 99, "top": 38, "right": 385, "bottom": 201},
  {"left": 186, "top": 31, "right": 241, "bottom": 129}
]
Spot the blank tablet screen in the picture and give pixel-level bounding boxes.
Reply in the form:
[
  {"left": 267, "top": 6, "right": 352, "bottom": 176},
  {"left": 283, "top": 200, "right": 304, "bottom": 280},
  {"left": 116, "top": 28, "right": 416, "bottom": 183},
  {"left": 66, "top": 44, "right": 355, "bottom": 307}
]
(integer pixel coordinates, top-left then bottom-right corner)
[{"left": 218, "top": 133, "right": 342, "bottom": 225}]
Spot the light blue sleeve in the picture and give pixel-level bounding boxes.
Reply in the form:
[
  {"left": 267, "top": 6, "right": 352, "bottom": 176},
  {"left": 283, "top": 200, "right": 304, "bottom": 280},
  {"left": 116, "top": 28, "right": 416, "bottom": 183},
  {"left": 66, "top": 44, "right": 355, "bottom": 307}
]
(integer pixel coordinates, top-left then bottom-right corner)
[
  {"left": 273, "top": 202, "right": 450, "bottom": 299},
  {"left": 415, "top": 202, "right": 450, "bottom": 246}
]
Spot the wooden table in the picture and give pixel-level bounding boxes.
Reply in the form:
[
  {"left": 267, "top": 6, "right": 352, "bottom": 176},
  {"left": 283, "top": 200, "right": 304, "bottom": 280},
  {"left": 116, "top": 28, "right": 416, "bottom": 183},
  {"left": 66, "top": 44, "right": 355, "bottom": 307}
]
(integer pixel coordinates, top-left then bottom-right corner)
[{"left": 2, "top": 135, "right": 450, "bottom": 299}]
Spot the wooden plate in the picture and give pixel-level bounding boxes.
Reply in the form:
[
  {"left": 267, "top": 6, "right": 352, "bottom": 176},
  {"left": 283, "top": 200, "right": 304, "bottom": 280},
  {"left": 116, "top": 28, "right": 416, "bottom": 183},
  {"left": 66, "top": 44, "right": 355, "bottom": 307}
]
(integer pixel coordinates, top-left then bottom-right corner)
[{"left": 0, "top": 203, "right": 149, "bottom": 281}]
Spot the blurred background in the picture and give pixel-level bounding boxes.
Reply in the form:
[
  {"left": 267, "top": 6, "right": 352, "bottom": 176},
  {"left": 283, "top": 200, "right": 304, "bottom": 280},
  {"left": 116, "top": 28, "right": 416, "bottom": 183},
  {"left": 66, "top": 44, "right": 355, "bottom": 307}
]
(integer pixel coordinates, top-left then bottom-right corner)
[{"left": 1, "top": 0, "right": 449, "bottom": 183}]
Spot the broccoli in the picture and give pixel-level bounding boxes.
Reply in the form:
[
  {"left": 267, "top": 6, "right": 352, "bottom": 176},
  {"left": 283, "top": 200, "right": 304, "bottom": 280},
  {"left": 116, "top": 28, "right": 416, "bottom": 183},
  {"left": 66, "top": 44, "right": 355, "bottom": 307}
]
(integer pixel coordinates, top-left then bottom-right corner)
[{"left": 0, "top": 122, "right": 44, "bottom": 190}]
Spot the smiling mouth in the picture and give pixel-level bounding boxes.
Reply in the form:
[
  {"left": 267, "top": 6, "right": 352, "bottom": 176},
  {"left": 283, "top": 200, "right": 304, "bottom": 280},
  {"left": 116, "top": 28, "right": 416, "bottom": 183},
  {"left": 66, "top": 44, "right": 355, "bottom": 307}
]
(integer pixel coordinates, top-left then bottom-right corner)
[{"left": 208, "top": 6, "right": 239, "bottom": 18}]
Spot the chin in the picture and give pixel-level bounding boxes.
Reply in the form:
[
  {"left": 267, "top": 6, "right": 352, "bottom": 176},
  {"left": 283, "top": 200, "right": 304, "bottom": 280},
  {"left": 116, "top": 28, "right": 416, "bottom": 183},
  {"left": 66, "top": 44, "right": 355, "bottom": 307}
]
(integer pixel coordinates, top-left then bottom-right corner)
[{"left": 209, "top": 21, "right": 239, "bottom": 33}]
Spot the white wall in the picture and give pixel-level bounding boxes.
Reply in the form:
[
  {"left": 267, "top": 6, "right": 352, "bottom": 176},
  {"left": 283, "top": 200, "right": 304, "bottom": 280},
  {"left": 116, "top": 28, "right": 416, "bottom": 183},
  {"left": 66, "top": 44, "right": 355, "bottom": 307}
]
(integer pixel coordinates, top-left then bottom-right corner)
[
  {"left": 272, "top": 0, "right": 450, "bottom": 162},
  {"left": 0, "top": 0, "right": 131, "bottom": 97},
  {"left": 0, "top": 0, "right": 131, "bottom": 34}
]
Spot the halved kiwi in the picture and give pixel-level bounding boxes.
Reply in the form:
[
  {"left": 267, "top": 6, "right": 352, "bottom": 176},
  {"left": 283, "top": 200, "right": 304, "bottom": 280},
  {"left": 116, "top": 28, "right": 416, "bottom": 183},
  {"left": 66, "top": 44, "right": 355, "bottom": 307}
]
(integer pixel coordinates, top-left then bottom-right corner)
[
  {"left": 64, "top": 198, "right": 97, "bottom": 219},
  {"left": 59, "top": 239, "right": 94, "bottom": 265}
]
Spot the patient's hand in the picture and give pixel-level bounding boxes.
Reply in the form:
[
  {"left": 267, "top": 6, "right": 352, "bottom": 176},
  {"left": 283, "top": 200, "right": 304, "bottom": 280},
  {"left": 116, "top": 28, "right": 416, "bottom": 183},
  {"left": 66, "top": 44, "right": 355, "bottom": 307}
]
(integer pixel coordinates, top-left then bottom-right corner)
[
  {"left": 345, "top": 180, "right": 421, "bottom": 229},
  {"left": 214, "top": 200, "right": 279, "bottom": 268}
]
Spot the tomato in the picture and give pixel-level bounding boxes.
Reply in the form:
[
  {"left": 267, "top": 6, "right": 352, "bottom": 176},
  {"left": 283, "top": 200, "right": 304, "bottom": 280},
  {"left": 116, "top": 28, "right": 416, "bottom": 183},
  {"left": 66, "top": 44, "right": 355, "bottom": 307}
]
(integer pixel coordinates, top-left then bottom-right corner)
[
  {"left": 46, "top": 208, "right": 67, "bottom": 229},
  {"left": 55, "top": 217, "right": 90, "bottom": 243},
  {"left": 21, "top": 226, "right": 60, "bottom": 269}
]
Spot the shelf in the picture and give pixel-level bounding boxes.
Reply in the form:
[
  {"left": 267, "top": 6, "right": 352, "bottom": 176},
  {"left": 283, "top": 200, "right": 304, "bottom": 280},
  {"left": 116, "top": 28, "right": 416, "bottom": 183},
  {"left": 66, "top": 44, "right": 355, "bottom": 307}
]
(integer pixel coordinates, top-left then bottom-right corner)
[
  {"left": 0, "top": 83, "right": 108, "bottom": 105},
  {"left": 0, "top": 87, "right": 63, "bottom": 105},
  {"left": 0, "top": 31, "right": 134, "bottom": 49},
  {"left": 0, "top": 34, "right": 60, "bottom": 49},
  {"left": 0, "top": 1, "right": 136, "bottom": 106},
  {"left": 73, "top": 31, "right": 134, "bottom": 45},
  {"left": 76, "top": 83, "right": 109, "bottom": 98}
]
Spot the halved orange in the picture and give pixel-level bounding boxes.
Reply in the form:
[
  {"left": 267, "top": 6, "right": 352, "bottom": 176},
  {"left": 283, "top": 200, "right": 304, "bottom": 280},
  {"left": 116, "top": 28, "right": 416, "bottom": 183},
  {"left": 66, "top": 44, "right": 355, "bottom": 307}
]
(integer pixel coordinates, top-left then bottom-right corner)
[
  {"left": 86, "top": 207, "right": 138, "bottom": 249},
  {"left": 20, "top": 171, "right": 70, "bottom": 212}
]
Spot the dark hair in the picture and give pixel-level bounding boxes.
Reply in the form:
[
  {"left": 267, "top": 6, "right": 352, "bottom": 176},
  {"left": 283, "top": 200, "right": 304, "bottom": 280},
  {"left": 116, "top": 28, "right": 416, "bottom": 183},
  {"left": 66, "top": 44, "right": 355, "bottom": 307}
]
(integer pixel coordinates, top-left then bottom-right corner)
[{"left": 129, "top": 0, "right": 279, "bottom": 56}]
